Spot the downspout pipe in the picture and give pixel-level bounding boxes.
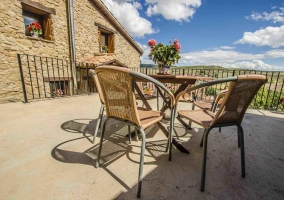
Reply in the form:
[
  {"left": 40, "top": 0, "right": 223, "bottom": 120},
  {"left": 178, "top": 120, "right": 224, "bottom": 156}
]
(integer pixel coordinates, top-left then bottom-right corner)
[{"left": 67, "top": 0, "right": 77, "bottom": 90}]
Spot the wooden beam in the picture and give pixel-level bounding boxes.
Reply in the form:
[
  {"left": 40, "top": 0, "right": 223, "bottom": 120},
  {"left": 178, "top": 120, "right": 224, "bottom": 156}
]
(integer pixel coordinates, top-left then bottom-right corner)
[
  {"left": 44, "top": 77, "right": 73, "bottom": 82},
  {"left": 95, "top": 22, "right": 117, "bottom": 34},
  {"left": 20, "top": 0, "right": 56, "bottom": 15}
]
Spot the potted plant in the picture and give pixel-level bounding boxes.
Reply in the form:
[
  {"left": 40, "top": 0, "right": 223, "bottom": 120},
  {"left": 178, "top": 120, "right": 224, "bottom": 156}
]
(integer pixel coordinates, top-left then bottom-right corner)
[
  {"left": 148, "top": 39, "right": 181, "bottom": 74},
  {"left": 143, "top": 86, "right": 153, "bottom": 95},
  {"left": 102, "top": 45, "right": 108, "bottom": 53},
  {"left": 167, "top": 85, "right": 176, "bottom": 94},
  {"left": 26, "top": 22, "right": 42, "bottom": 38}
]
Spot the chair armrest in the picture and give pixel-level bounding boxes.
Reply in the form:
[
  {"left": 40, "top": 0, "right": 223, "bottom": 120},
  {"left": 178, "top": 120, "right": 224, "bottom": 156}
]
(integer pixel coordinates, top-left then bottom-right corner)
[
  {"left": 175, "top": 77, "right": 237, "bottom": 105},
  {"left": 130, "top": 71, "right": 175, "bottom": 108},
  {"left": 89, "top": 69, "right": 105, "bottom": 104}
]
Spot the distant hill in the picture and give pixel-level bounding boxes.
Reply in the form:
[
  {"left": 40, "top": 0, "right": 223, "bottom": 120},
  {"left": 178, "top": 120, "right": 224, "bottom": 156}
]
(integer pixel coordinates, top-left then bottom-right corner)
[
  {"left": 139, "top": 64, "right": 284, "bottom": 72},
  {"left": 175, "top": 65, "right": 225, "bottom": 70},
  {"left": 140, "top": 64, "right": 156, "bottom": 68},
  {"left": 140, "top": 64, "right": 225, "bottom": 70}
]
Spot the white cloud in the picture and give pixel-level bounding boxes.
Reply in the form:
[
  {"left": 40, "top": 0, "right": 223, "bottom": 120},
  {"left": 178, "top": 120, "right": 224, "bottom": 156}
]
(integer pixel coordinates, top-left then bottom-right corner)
[
  {"left": 145, "top": 0, "right": 202, "bottom": 22},
  {"left": 234, "top": 25, "right": 284, "bottom": 48},
  {"left": 180, "top": 50, "right": 265, "bottom": 64},
  {"left": 222, "top": 60, "right": 283, "bottom": 71},
  {"left": 246, "top": 7, "right": 284, "bottom": 24},
  {"left": 220, "top": 46, "right": 235, "bottom": 50},
  {"left": 265, "top": 49, "right": 284, "bottom": 57},
  {"left": 140, "top": 48, "right": 284, "bottom": 70},
  {"left": 137, "top": 42, "right": 152, "bottom": 63},
  {"left": 271, "top": 6, "right": 277, "bottom": 10},
  {"left": 102, "top": 0, "right": 157, "bottom": 37}
]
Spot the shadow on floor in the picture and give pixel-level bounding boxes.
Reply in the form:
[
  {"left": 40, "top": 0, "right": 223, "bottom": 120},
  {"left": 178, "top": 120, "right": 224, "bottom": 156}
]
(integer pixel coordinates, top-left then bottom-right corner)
[{"left": 53, "top": 112, "right": 284, "bottom": 199}]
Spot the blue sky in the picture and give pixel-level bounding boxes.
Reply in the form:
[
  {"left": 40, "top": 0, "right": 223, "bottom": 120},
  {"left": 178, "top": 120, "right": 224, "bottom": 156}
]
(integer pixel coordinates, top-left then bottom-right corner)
[{"left": 102, "top": 0, "right": 284, "bottom": 70}]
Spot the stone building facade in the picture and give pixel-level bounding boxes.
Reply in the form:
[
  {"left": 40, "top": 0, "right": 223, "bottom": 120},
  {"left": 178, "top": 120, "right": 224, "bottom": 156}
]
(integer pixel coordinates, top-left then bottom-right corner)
[{"left": 0, "top": 0, "right": 143, "bottom": 102}]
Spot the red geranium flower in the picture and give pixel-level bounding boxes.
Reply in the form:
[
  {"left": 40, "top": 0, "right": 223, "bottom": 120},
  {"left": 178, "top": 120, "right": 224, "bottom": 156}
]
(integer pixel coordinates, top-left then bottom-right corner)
[
  {"left": 148, "top": 39, "right": 156, "bottom": 47},
  {"left": 173, "top": 43, "right": 181, "bottom": 51},
  {"left": 26, "top": 21, "right": 42, "bottom": 34}
]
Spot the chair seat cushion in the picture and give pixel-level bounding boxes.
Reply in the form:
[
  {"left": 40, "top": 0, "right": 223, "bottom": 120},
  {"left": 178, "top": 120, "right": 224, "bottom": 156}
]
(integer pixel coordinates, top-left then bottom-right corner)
[
  {"left": 135, "top": 94, "right": 157, "bottom": 100},
  {"left": 137, "top": 107, "right": 165, "bottom": 129},
  {"left": 177, "top": 109, "right": 215, "bottom": 128},
  {"left": 194, "top": 100, "right": 213, "bottom": 110}
]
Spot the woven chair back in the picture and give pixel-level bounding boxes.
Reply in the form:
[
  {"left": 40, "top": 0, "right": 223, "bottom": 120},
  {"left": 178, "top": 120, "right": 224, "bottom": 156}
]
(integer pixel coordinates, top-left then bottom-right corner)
[
  {"left": 95, "top": 73, "right": 105, "bottom": 104},
  {"left": 95, "top": 66, "right": 141, "bottom": 127},
  {"left": 211, "top": 75, "right": 267, "bottom": 125}
]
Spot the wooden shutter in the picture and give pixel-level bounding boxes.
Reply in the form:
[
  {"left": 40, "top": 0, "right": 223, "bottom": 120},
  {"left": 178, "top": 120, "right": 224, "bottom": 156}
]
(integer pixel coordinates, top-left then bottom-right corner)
[
  {"left": 43, "top": 15, "right": 52, "bottom": 40},
  {"left": 108, "top": 34, "right": 114, "bottom": 53}
]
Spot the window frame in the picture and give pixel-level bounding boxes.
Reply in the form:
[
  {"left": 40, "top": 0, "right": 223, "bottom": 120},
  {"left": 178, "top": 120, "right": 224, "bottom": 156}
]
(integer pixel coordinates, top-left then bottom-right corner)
[
  {"left": 20, "top": 0, "right": 55, "bottom": 40},
  {"left": 96, "top": 23, "right": 116, "bottom": 53},
  {"left": 23, "top": 10, "right": 43, "bottom": 37}
]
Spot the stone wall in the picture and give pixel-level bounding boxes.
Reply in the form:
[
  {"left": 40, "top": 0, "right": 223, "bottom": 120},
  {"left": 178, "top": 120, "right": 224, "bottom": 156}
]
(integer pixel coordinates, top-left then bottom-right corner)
[
  {"left": 0, "top": 0, "right": 69, "bottom": 102},
  {"left": 73, "top": 0, "right": 140, "bottom": 68},
  {"left": 0, "top": 0, "right": 141, "bottom": 102}
]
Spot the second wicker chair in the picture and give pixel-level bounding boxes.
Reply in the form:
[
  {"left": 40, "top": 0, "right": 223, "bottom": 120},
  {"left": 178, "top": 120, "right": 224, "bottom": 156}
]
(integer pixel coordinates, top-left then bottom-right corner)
[{"left": 94, "top": 65, "right": 175, "bottom": 198}]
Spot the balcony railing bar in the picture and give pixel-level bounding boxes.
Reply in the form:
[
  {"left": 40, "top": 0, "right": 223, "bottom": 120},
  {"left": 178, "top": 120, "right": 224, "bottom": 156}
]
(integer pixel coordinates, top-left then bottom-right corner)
[
  {"left": 26, "top": 55, "right": 34, "bottom": 99},
  {"left": 33, "top": 55, "right": 41, "bottom": 98},
  {"left": 17, "top": 54, "right": 283, "bottom": 111}
]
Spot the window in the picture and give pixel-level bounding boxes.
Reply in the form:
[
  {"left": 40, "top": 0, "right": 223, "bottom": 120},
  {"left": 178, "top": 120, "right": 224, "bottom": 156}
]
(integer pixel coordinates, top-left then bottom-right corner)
[
  {"left": 96, "top": 23, "right": 116, "bottom": 53},
  {"left": 23, "top": 10, "right": 43, "bottom": 37},
  {"left": 50, "top": 81, "right": 70, "bottom": 97},
  {"left": 100, "top": 32, "right": 108, "bottom": 48},
  {"left": 21, "top": 0, "right": 55, "bottom": 40},
  {"left": 98, "top": 30, "right": 114, "bottom": 53}
]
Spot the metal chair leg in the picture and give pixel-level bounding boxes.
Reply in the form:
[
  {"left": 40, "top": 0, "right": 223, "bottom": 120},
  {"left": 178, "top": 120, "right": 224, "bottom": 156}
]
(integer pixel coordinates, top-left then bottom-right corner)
[
  {"left": 192, "top": 103, "right": 195, "bottom": 110},
  {"left": 135, "top": 128, "right": 139, "bottom": 142},
  {"left": 168, "top": 109, "right": 174, "bottom": 161},
  {"left": 165, "top": 137, "right": 169, "bottom": 153},
  {"left": 95, "top": 118, "right": 109, "bottom": 168},
  {"left": 157, "top": 92, "right": 159, "bottom": 110},
  {"left": 200, "top": 129, "right": 206, "bottom": 147},
  {"left": 237, "top": 125, "right": 246, "bottom": 177},
  {"left": 137, "top": 127, "right": 146, "bottom": 198},
  {"left": 98, "top": 105, "right": 104, "bottom": 128},
  {"left": 93, "top": 104, "right": 104, "bottom": 144},
  {"left": 200, "top": 128, "right": 212, "bottom": 191},
  {"left": 128, "top": 125, "right": 131, "bottom": 144},
  {"left": 188, "top": 120, "right": 192, "bottom": 129},
  {"left": 237, "top": 126, "right": 241, "bottom": 148}
]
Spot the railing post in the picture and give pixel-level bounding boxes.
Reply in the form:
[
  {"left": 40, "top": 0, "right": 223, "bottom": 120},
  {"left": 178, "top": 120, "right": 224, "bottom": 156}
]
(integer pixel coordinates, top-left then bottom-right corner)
[
  {"left": 86, "top": 63, "right": 90, "bottom": 95},
  {"left": 232, "top": 70, "right": 235, "bottom": 76},
  {"left": 17, "top": 54, "right": 28, "bottom": 103},
  {"left": 276, "top": 79, "right": 284, "bottom": 111}
]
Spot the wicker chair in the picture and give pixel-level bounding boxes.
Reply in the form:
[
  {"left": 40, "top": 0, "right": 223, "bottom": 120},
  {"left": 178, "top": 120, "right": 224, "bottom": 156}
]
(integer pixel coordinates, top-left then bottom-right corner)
[
  {"left": 90, "top": 69, "right": 140, "bottom": 144},
  {"left": 172, "top": 75, "right": 267, "bottom": 191},
  {"left": 94, "top": 65, "right": 175, "bottom": 198},
  {"left": 190, "top": 89, "right": 228, "bottom": 135},
  {"left": 192, "top": 89, "right": 228, "bottom": 112}
]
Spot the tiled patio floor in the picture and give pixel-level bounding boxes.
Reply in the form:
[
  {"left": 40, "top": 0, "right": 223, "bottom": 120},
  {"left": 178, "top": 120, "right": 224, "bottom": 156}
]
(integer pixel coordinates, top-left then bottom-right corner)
[{"left": 0, "top": 95, "right": 284, "bottom": 199}]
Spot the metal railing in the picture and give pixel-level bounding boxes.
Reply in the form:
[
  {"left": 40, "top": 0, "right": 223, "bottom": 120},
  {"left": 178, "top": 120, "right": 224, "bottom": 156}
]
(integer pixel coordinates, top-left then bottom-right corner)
[
  {"left": 17, "top": 54, "right": 73, "bottom": 103},
  {"left": 17, "top": 54, "right": 98, "bottom": 102},
  {"left": 17, "top": 54, "right": 283, "bottom": 111},
  {"left": 130, "top": 67, "right": 284, "bottom": 112}
]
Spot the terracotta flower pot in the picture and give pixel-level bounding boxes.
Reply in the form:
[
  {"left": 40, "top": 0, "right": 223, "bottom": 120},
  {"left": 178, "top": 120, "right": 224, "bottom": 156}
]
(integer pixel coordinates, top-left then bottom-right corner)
[{"left": 143, "top": 90, "right": 153, "bottom": 95}]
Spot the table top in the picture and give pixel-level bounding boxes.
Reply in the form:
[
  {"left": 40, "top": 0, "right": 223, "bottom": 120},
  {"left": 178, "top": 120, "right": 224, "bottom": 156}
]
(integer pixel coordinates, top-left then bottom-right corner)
[{"left": 146, "top": 75, "right": 214, "bottom": 84}]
